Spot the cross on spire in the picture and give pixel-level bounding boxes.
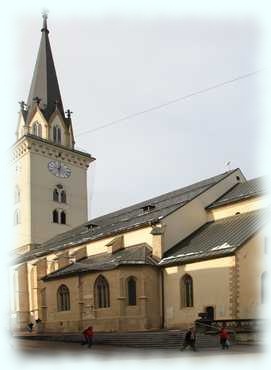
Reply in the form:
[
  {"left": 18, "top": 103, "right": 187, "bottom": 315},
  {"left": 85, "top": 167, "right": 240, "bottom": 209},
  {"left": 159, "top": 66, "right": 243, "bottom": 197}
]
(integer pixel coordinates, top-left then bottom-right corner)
[
  {"left": 18, "top": 100, "right": 26, "bottom": 111},
  {"left": 33, "top": 96, "right": 42, "bottom": 104},
  {"left": 41, "top": 10, "right": 49, "bottom": 33},
  {"left": 65, "top": 109, "right": 73, "bottom": 119}
]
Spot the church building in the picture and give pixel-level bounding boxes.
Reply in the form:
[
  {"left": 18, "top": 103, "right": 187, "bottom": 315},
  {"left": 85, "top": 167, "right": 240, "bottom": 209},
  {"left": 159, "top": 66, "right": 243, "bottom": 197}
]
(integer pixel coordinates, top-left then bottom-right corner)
[{"left": 11, "top": 15, "right": 268, "bottom": 333}]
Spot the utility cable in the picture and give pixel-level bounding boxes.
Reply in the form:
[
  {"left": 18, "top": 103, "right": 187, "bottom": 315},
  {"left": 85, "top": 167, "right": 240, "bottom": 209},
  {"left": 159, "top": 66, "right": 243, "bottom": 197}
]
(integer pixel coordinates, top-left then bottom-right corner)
[{"left": 77, "top": 69, "right": 263, "bottom": 137}]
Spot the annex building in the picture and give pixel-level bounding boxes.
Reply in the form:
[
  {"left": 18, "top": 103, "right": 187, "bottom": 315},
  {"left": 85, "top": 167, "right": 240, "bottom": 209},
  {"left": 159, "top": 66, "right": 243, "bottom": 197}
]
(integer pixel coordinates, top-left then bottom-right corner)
[{"left": 11, "top": 15, "right": 269, "bottom": 333}]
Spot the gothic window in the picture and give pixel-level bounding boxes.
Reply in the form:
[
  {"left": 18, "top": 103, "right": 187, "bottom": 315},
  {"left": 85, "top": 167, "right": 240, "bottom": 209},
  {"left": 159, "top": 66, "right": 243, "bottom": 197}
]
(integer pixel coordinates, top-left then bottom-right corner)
[
  {"left": 94, "top": 275, "right": 110, "bottom": 308},
  {"left": 181, "top": 274, "right": 194, "bottom": 308},
  {"left": 32, "top": 122, "right": 37, "bottom": 136},
  {"left": 53, "top": 125, "right": 61, "bottom": 145},
  {"left": 53, "top": 185, "right": 67, "bottom": 204},
  {"left": 60, "top": 190, "right": 66, "bottom": 203},
  {"left": 32, "top": 122, "right": 42, "bottom": 137},
  {"left": 53, "top": 209, "right": 58, "bottom": 223},
  {"left": 60, "top": 211, "right": 66, "bottom": 225},
  {"left": 14, "top": 186, "right": 20, "bottom": 203},
  {"left": 52, "top": 209, "right": 67, "bottom": 224},
  {"left": 57, "top": 285, "right": 70, "bottom": 311},
  {"left": 261, "top": 272, "right": 267, "bottom": 304},
  {"left": 14, "top": 209, "right": 21, "bottom": 225},
  {"left": 127, "top": 277, "right": 137, "bottom": 306},
  {"left": 53, "top": 188, "right": 59, "bottom": 202}
]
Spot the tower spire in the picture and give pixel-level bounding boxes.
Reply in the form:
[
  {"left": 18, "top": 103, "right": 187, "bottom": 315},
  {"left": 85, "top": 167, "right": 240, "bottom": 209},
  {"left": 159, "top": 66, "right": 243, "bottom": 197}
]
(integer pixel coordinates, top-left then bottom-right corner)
[{"left": 26, "top": 12, "right": 65, "bottom": 122}]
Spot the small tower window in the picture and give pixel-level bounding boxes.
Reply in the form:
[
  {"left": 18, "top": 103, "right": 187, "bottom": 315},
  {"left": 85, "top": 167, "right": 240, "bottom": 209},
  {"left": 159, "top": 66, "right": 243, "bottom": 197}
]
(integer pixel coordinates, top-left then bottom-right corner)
[
  {"left": 32, "top": 122, "right": 42, "bottom": 137},
  {"left": 53, "top": 186, "right": 67, "bottom": 203},
  {"left": 14, "top": 186, "right": 20, "bottom": 203},
  {"left": 60, "top": 211, "right": 66, "bottom": 225},
  {"left": 14, "top": 209, "right": 21, "bottom": 225},
  {"left": 53, "top": 125, "right": 61, "bottom": 145},
  {"left": 53, "top": 209, "right": 58, "bottom": 223}
]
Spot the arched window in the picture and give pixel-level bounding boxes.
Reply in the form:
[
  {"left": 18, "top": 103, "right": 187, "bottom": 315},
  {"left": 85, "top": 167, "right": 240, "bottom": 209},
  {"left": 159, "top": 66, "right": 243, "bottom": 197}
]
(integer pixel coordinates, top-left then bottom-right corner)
[
  {"left": 14, "top": 209, "right": 20, "bottom": 225},
  {"left": 14, "top": 186, "right": 20, "bottom": 203},
  {"left": 261, "top": 272, "right": 267, "bottom": 304},
  {"left": 53, "top": 125, "right": 61, "bottom": 144},
  {"left": 32, "top": 122, "right": 42, "bottom": 137},
  {"left": 60, "top": 190, "right": 66, "bottom": 203},
  {"left": 53, "top": 209, "right": 58, "bottom": 223},
  {"left": 53, "top": 185, "right": 66, "bottom": 203},
  {"left": 94, "top": 275, "right": 110, "bottom": 308},
  {"left": 57, "top": 285, "right": 70, "bottom": 311},
  {"left": 32, "top": 122, "right": 37, "bottom": 136},
  {"left": 53, "top": 188, "right": 59, "bottom": 202},
  {"left": 60, "top": 211, "right": 66, "bottom": 225},
  {"left": 127, "top": 277, "right": 137, "bottom": 306},
  {"left": 181, "top": 274, "right": 193, "bottom": 307}
]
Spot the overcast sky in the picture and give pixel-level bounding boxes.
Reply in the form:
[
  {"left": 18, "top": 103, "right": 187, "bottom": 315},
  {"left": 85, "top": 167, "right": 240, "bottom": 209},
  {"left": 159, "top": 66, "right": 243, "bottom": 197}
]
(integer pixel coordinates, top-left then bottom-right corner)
[{"left": 17, "top": 15, "right": 262, "bottom": 218}]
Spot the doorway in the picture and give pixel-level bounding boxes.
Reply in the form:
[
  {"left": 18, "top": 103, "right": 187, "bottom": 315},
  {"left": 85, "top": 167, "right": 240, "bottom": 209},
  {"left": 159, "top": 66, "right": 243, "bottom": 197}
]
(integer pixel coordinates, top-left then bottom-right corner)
[{"left": 206, "top": 306, "right": 215, "bottom": 320}]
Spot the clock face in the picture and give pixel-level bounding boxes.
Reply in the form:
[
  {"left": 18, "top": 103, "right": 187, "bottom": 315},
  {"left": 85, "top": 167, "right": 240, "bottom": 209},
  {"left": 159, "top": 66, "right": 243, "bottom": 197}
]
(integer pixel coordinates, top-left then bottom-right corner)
[{"left": 48, "top": 160, "right": 72, "bottom": 178}]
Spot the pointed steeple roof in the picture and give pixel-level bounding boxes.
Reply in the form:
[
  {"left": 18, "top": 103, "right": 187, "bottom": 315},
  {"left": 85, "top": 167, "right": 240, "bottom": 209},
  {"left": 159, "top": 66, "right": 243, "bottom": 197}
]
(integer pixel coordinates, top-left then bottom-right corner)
[{"left": 26, "top": 13, "right": 65, "bottom": 121}]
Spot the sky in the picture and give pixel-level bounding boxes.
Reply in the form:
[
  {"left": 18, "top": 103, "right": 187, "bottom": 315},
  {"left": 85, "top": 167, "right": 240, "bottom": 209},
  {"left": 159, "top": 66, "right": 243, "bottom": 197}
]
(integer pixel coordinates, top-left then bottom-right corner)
[{"left": 16, "top": 13, "right": 262, "bottom": 219}]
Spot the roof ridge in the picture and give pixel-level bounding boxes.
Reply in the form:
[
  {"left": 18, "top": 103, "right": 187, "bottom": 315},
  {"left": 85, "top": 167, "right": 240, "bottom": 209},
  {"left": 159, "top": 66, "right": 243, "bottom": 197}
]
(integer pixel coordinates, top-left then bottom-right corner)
[
  {"left": 92, "top": 169, "right": 237, "bottom": 222},
  {"left": 207, "top": 176, "right": 267, "bottom": 209}
]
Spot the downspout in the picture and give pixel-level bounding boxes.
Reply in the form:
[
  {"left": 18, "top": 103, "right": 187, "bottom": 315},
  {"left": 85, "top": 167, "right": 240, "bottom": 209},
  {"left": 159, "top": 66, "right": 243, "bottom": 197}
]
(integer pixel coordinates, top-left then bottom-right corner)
[{"left": 161, "top": 268, "right": 165, "bottom": 329}]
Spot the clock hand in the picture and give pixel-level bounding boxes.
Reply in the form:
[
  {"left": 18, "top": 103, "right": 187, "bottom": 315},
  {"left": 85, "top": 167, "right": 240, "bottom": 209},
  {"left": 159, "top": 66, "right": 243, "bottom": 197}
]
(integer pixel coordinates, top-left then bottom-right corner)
[{"left": 58, "top": 160, "right": 61, "bottom": 175}]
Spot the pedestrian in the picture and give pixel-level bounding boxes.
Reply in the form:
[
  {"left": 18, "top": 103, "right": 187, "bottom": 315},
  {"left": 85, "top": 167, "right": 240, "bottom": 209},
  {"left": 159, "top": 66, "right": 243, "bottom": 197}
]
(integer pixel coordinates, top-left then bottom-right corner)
[
  {"left": 81, "top": 326, "right": 93, "bottom": 348},
  {"left": 26, "top": 323, "right": 34, "bottom": 332},
  {"left": 180, "top": 327, "right": 196, "bottom": 351},
  {"left": 219, "top": 325, "right": 230, "bottom": 350},
  {"left": 35, "top": 318, "right": 42, "bottom": 333}
]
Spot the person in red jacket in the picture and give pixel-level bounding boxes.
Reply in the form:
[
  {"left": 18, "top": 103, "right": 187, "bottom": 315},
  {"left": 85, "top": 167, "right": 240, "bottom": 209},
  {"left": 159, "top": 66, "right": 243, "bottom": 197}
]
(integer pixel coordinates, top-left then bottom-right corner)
[
  {"left": 219, "top": 325, "right": 230, "bottom": 350},
  {"left": 81, "top": 326, "right": 93, "bottom": 348}
]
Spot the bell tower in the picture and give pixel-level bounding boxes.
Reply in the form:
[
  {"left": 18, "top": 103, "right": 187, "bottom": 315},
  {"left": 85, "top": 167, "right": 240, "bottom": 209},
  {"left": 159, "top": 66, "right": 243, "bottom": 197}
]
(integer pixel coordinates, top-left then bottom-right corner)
[{"left": 12, "top": 14, "right": 95, "bottom": 254}]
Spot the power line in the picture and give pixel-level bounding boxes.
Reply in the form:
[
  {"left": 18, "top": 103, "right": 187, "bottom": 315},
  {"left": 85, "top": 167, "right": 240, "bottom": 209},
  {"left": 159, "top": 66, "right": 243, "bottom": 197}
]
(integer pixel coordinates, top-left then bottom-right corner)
[{"left": 77, "top": 69, "right": 263, "bottom": 137}]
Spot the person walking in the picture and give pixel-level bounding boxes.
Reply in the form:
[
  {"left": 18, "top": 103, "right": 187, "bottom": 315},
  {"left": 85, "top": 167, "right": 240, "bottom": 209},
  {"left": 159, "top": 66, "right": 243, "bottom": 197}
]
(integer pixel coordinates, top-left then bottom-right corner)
[
  {"left": 35, "top": 318, "right": 42, "bottom": 333},
  {"left": 81, "top": 326, "right": 93, "bottom": 348},
  {"left": 219, "top": 325, "right": 230, "bottom": 350},
  {"left": 180, "top": 327, "right": 196, "bottom": 351},
  {"left": 26, "top": 323, "right": 33, "bottom": 332}
]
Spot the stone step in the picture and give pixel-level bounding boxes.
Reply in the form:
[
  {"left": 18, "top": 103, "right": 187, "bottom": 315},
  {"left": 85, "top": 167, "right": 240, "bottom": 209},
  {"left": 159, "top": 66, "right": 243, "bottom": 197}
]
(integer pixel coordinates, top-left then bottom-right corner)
[{"left": 15, "top": 330, "right": 234, "bottom": 349}]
